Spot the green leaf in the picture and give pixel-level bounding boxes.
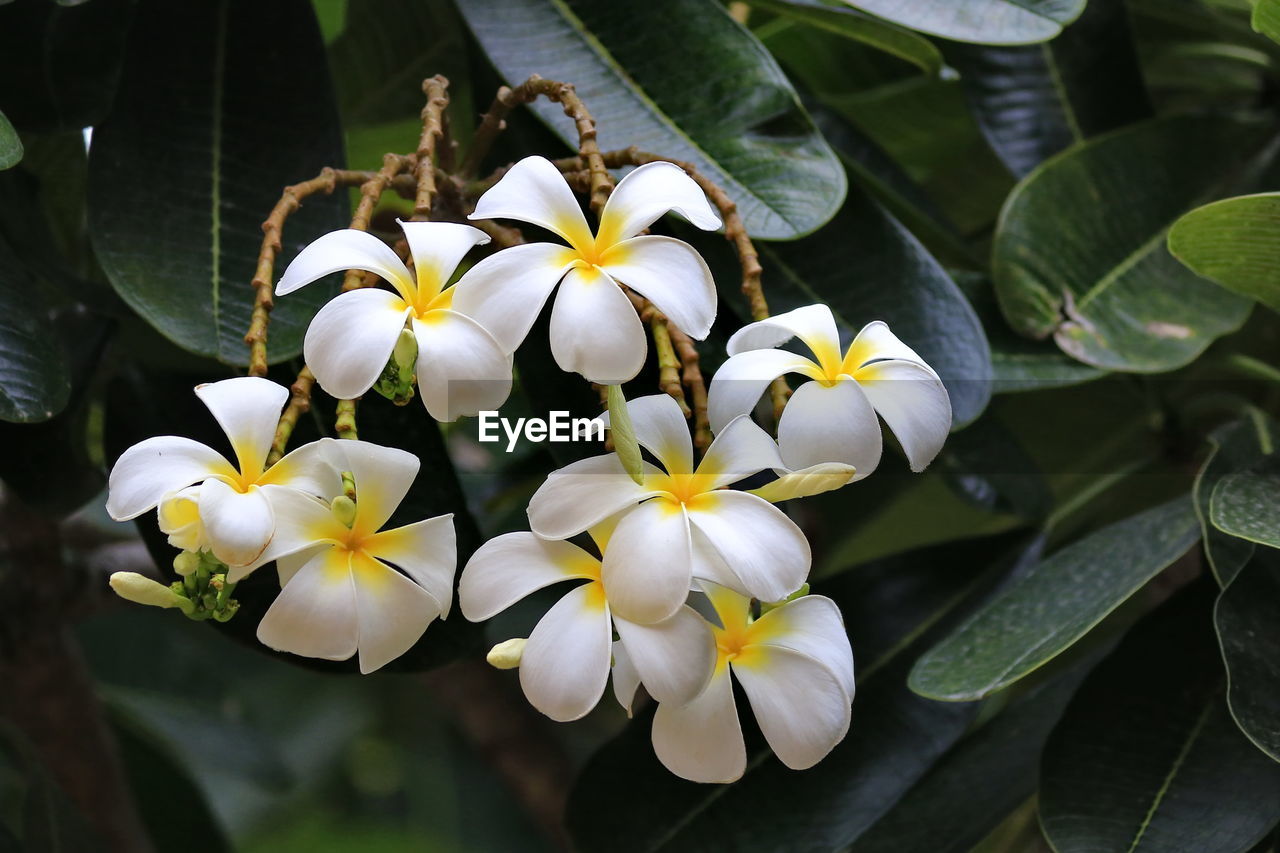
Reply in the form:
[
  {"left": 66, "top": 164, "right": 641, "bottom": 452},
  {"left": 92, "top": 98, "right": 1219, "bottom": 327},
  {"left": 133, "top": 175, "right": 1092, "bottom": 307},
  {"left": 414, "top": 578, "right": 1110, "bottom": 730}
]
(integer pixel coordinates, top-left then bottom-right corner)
[
  {"left": 565, "top": 533, "right": 1037, "bottom": 853},
  {"left": 88, "top": 0, "right": 348, "bottom": 366},
  {"left": 1195, "top": 413, "right": 1278, "bottom": 586},
  {"left": 1216, "top": 549, "right": 1280, "bottom": 763},
  {"left": 993, "top": 116, "right": 1261, "bottom": 372},
  {"left": 910, "top": 496, "right": 1202, "bottom": 701},
  {"left": 1169, "top": 192, "right": 1280, "bottom": 314},
  {"left": 0, "top": 112, "right": 20, "bottom": 171},
  {"left": 1212, "top": 459, "right": 1280, "bottom": 549},
  {"left": 458, "top": 0, "right": 846, "bottom": 239},
  {"left": 0, "top": 235, "right": 70, "bottom": 423},
  {"left": 747, "top": 0, "right": 951, "bottom": 78},
  {"left": 945, "top": 0, "right": 1151, "bottom": 178},
  {"left": 849, "top": 0, "right": 1086, "bottom": 45},
  {"left": 753, "top": 188, "right": 993, "bottom": 426},
  {"left": 1040, "top": 583, "right": 1280, "bottom": 853},
  {"left": 1255, "top": 0, "right": 1280, "bottom": 45}
]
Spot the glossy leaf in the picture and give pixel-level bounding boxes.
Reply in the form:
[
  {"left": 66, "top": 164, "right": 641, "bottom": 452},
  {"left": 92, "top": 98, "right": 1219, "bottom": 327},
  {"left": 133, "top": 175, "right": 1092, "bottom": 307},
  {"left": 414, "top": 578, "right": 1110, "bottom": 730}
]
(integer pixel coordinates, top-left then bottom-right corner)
[
  {"left": 849, "top": 0, "right": 1086, "bottom": 45},
  {"left": 910, "top": 496, "right": 1202, "bottom": 701},
  {"left": 1040, "top": 583, "right": 1280, "bottom": 853},
  {"left": 1255, "top": 0, "right": 1280, "bottom": 46},
  {"left": 1194, "top": 413, "right": 1278, "bottom": 586},
  {"left": 458, "top": 0, "right": 846, "bottom": 239},
  {"left": 566, "top": 534, "right": 1036, "bottom": 853},
  {"left": 1169, "top": 192, "right": 1280, "bottom": 314},
  {"left": 0, "top": 235, "right": 70, "bottom": 423},
  {"left": 946, "top": 0, "right": 1150, "bottom": 177},
  {"left": 0, "top": 112, "right": 20, "bottom": 170},
  {"left": 88, "top": 0, "right": 347, "bottom": 365},
  {"left": 993, "top": 116, "right": 1260, "bottom": 372},
  {"left": 748, "top": 0, "right": 950, "bottom": 78},
  {"left": 1212, "top": 459, "right": 1280, "bottom": 549},
  {"left": 754, "top": 189, "right": 993, "bottom": 426},
  {"left": 1216, "top": 549, "right": 1280, "bottom": 762}
]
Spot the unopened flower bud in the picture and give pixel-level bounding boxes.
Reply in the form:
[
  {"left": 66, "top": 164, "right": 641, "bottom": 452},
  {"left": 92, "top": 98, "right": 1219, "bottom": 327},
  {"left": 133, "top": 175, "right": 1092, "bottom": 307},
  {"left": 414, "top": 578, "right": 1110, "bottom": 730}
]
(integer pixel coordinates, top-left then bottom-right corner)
[
  {"left": 486, "top": 638, "right": 527, "bottom": 670},
  {"left": 373, "top": 326, "right": 418, "bottom": 405},
  {"left": 109, "top": 572, "right": 194, "bottom": 615},
  {"left": 331, "top": 495, "right": 358, "bottom": 528},
  {"left": 172, "top": 550, "right": 201, "bottom": 576}
]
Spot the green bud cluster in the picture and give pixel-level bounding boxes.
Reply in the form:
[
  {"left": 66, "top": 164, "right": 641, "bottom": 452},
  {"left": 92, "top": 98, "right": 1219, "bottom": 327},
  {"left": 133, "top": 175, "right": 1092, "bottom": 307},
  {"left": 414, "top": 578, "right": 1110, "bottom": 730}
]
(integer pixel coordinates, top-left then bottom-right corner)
[
  {"left": 170, "top": 549, "right": 241, "bottom": 623},
  {"left": 372, "top": 326, "right": 418, "bottom": 406}
]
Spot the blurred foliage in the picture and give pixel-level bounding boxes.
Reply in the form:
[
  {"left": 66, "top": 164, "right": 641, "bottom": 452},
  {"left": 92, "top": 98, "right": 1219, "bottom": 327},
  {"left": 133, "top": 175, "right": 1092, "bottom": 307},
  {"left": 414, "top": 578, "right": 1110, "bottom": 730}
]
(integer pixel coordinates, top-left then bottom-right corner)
[{"left": 1, "top": 0, "right": 1280, "bottom": 851}]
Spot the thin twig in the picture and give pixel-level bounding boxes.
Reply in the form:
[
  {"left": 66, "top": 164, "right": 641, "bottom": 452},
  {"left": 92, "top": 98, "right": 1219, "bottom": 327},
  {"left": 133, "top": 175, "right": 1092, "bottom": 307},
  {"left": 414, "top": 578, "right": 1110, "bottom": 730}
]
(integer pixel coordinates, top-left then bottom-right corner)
[
  {"left": 668, "top": 324, "right": 712, "bottom": 450},
  {"left": 335, "top": 398, "right": 358, "bottom": 440},
  {"left": 344, "top": 153, "right": 413, "bottom": 292},
  {"left": 412, "top": 76, "right": 451, "bottom": 221},
  {"left": 266, "top": 368, "right": 316, "bottom": 467}
]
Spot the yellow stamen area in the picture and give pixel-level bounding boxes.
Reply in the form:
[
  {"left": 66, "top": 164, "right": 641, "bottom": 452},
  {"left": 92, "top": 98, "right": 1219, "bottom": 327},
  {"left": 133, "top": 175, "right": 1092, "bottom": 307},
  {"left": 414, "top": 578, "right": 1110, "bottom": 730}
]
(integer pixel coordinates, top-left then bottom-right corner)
[
  {"left": 708, "top": 588, "right": 787, "bottom": 668},
  {"left": 652, "top": 472, "right": 718, "bottom": 507}
]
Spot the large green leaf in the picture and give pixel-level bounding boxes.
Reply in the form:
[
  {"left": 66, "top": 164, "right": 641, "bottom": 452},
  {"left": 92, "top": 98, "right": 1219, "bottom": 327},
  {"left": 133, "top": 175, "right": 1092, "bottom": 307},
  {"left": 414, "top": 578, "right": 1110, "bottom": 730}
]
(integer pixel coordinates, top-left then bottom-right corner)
[
  {"left": 88, "top": 0, "right": 348, "bottom": 365},
  {"left": 1195, "top": 414, "right": 1278, "bottom": 586},
  {"left": 1216, "top": 550, "right": 1280, "bottom": 762},
  {"left": 849, "top": 0, "right": 1087, "bottom": 45},
  {"left": 945, "top": 0, "right": 1150, "bottom": 177},
  {"left": 565, "top": 534, "right": 1037, "bottom": 853},
  {"left": 458, "top": 0, "right": 846, "bottom": 239},
  {"left": 1040, "top": 583, "right": 1280, "bottom": 853},
  {"left": 1212, "top": 458, "right": 1280, "bottom": 549},
  {"left": 754, "top": 189, "right": 993, "bottom": 426},
  {"left": 0, "top": 112, "right": 20, "bottom": 171},
  {"left": 910, "top": 496, "right": 1201, "bottom": 701},
  {"left": 993, "top": 116, "right": 1261, "bottom": 372},
  {"left": 747, "top": 0, "right": 950, "bottom": 78},
  {"left": 0, "top": 235, "right": 70, "bottom": 423},
  {"left": 1255, "top": 0, "right": 1280, "bottom": 45},
  {"left": 1169, "top": 192, "right": 1280, "bottom": 314}
]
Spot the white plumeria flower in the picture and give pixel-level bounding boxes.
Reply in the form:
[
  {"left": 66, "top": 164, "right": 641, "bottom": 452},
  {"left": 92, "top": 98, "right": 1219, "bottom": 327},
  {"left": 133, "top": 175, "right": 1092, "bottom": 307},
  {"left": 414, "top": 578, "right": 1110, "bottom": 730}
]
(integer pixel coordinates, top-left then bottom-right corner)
[
  {"left": 643, "top": 583, "right": 854, "bottom": 784},
  {"left": 276, "top": 220, "right": 512, "bottom": 422},
  {"left": 526, "top": 394, "right": 810, "bottom": 625},
  {"left": 458, "top": 521, "right": 715, "bottom": 722},
  {"left": 254, "top": 440, "right": 456, "bottom": 674},
  {"left": 707, "top": 304, "right": 952, "bottom": 479},
  {"left": 454, "top": 156, "right": 722, "bottom": 384},
  {"left": 106, "top": 377, "right": 338, "bottom": 570}
]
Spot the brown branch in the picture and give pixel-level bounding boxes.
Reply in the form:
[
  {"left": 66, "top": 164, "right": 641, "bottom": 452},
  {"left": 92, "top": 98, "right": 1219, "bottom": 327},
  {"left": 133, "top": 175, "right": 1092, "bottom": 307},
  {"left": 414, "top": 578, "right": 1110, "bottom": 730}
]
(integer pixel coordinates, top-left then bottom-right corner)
[
  {"left": 412, "top": 76, "right": 450, "bottom": 221},
  {"left": 266, "top": 368, "right": 316, "bottom": 467},
  {"left": 335, "top": 398, "right": 358, "bottom": 440},
  {"left": 245, "top": 168, "right": 378, "bottom": 376},
  {"left": 668, "top": 324, "right": 712, "bottom": 450}
]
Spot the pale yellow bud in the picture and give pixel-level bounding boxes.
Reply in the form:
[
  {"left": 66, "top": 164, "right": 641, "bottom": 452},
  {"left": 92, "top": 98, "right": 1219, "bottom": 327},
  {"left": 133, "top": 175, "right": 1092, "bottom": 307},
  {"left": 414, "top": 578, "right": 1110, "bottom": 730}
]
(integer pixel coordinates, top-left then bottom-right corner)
[
  {"left": 331, "top": 495, "right": 357, "bottom": 528},
  {"left": 109, "top": 572, "right": 193, "bottom": 614},
  {"left": 172, "top": 551, "right": 201, "bottom": 576},
  {"left": 486, "top": 638, "right": 527, "bottom": 670},
  {"left": 749, "top": 464, "right": 857, "bottom": 503}
]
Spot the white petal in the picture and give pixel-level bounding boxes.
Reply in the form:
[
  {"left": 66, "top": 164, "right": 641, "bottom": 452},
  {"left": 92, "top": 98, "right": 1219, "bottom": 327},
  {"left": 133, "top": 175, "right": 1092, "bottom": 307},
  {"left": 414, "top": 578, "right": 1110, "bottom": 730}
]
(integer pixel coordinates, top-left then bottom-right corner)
[
  {"left": 260, "top": 437, "right": 343, "bottom": 499},
  {"left": 686, "top": 491, "right": 809, "bottom": 604},
  {"left": 303, "top": 288, "right": 411, "bottom": 400},
  {"left": 106, "top": 436, "right": 233, "bottom": 520},
  {"left": 733, "top": 646, "right": 851, "bottom": 770},
  {"left": 599, "top": 393, "right": 693, "bottom": 475},
  {"left": 519, "top": 581, "right": 612, "bottom": 721},
  {"left": 351, "top": 551, "right": 442, "bottom": 674},
  {"left": 274, "top": 546, "right": 324, "bottom": 587},
  {"left": 457, "top": 531, "right": 597, "bottom": 621},
  {"left": 198, "top": 479, "right": 276, "bottom": 568},
  {"left": 412, "top": 311, "right": 513, "bottom": 422},
  {"left": 527, "top": 454, "right": 665, "bottom": 540},
  {"left": 697, "top": 414, "right": 785, "bottom": 489},
  {"left": 364, "top": 515, "right": 457, "bottom": 617},
  {"left": 726, "top": 303, "right": 843, "bottom": 371},
  {"left": 690, "top": 528, "right": 753, "bottom": 597},
  {"left": 777, "top": 379, "right": 882, "bottom": 478},
  {"left": 157, "top": 486, "right": 205, "bottom": 551},
  {"left": 613, "top": 606, "right": 715, "bottom": 705},
  {"left": 600, "top": 498, "right": 692, "bottom": 623},
  {"left": 195, "top": 377, "right": 289, "bottom": 479},
  {"left": 256, "top": 547, "right": 358, "bottom": 662},
  {"left": 469, "top": 155, "right": 593, "bottom": 251},
  {"left": 325, "top": 440, "right": 419, "bottom": 535},
  {"left": 707, "top": 348, "right": 823, "bottom": 434},
  {"left": 397, "top": 220, "right": 489, "bottom": 297},
  {"left": 549, "top": 265, "right": 646, "bottom": 383},
  {"left": 855, "top": 359, "right": 953, "bottom": 473},
  {"left": 652, "top": 663, "right": 745, "bottom": 783},
  {"left": 596, "top": 161, "right": 721, "bottom": 246},
  {"left": 750, "top": 595, "right": 855, "bottom": 701},
  {"left": 232, "top": 484, "right": 342, "bottom": 582},
  {"left": 598, "top": 236, "right": 716, "bottom": 339},
  {"left": 844, "top": 319, "right": 929, "bottom": 370},
  {"left": 611, "top": 641, "right": 641, "bottom": 716},
  {"left": 449, "top": 243, "right": 578, "bottom": 353},
  {"left": 276, "top": 228, "right": 416, "bottom": 300}
]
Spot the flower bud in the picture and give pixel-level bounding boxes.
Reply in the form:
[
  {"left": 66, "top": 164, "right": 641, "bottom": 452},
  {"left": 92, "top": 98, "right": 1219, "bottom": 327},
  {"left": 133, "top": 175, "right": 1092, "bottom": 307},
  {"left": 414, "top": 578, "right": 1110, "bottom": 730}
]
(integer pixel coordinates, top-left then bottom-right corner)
[
  {"left": 486, "top": 638, "right": 527, "bottom": 670},
  {"left": 172, "top": 550, "right": 201, "bottom": 576},
  {"left": 331, "top": 495, "right": 358, "bottom": 528},
  {"left": 373, "top": 326, "right": 418, "bottom": 405},
  {"left": 749, "top": 464, "right": 857, "bottom": 503},
  {"left": 109, "top": 572, "right": 194, "bottom": 615}
]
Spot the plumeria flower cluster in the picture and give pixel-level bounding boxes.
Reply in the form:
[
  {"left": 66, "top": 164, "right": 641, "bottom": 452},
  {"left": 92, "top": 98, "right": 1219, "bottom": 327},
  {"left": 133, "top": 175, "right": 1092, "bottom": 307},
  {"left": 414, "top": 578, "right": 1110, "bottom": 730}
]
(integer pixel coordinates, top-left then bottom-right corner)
[{"left": 105, "top": 377, "right": 457, "bottom": 673}]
